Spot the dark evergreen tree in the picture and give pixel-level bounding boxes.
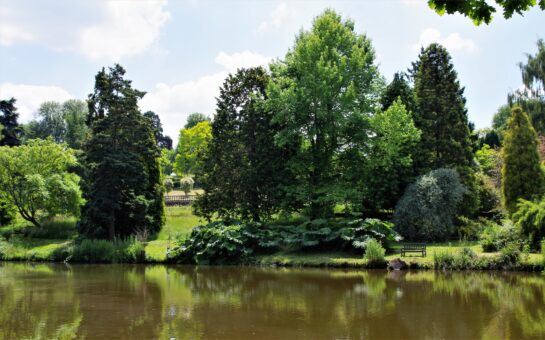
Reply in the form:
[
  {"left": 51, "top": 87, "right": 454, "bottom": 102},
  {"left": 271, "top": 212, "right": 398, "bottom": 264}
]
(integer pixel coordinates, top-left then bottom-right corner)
[
  {"left": 144, "top": 111, "right": 173, "bottom": 149},
  {"left": 0, "top": 98, "right": 23, "bottom": 147},
  {"left": 502, "top": 106, "right": 544, "bottom": 215},
  {"left": 194, "top": 67, "right": 294, "bottom": 222},
  {"left": 380, "top": 72, "right": 415, "bottom": 113},
  {"left": 411, "top": 43, "right": 477, "bottom": 215},
  {"left": 78, "top": 65, "right": 164, "bottom": 239},
  {"left": 411, "top": 43, "right": 473, "bottom": 173}
]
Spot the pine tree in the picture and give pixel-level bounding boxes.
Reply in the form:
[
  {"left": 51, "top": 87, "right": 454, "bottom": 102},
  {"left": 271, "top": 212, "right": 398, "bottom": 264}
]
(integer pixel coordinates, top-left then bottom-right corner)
[
  {"left": 380, "top": 72, "right": 415, "bottom": 113},
  {"left": 78, "top": 64, "right": 164, "bottom": 239},
  {"left": 502, "top": 106, "right": 544, "bottom": 215},
  {"left": 0, "top": 98, "right": 23, "bottom": 147},
  {"left": 411, "top": 43, "right": 473, "bottom": 173}
]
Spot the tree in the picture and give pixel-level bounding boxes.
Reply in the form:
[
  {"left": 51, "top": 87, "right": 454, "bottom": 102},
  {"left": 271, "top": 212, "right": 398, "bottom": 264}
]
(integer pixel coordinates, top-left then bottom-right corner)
[
  {"left": 0, "top": 139, "right": 83, "bottom": 228},
  {"left": 513, "top": 197, "right": 545, "bottom": 250},
  {"left": 268, "top": 10, "right": 383, "bottom": 218},
  {"left": 185, "top": 112, "right": 210, "bottom": 129},
  {"left": 501, "top": 106, "right": 544, "bottom": 214},
  {"left": 79, "top": 64, "right": 164, "bottom": 239},
  {"left": 394, "top": 168, "right": 466, "bottom": 241},
  {"left": 180, "top": 177, "right": 194, "bottom": 196},
  {"left": 194, "top": 67, "right": 294, "bottom": 222},
  {"left": 380, "top": 72, "right": 415, "bottom": 113},
  {"left": 63, "top": 99, "right": 89, "bottom": 149},
  {"left": 174, "top": 121, "right": 211, "bottom": 176},
  {"left": 411, "top": 43, "right": 473, "bottom": 173},
  {"left": 144, "top": 111, "right": 173, "bottom": 149},
  {"left": 428, "top": 0, "right": 544, "bottom": 25},
  {"left": 0, "top": 98, "right": 23, "bottom": 147},
  {"left": 494, "top": 40, "right": 545, "bottom": 136},
  {"left": 344, "top": 99, "right": 420, "bottom": 214},
  {"left": 24, "top": 101, "right": 66, "bottom": 143}
]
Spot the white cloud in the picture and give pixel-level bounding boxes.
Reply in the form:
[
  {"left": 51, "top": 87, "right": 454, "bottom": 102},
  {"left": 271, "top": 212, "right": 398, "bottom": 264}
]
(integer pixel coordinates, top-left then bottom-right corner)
[
  {"left": 413, "top": 28, "right": 477, "bottom": 53},
  {"left": 140, "top": 72, "right": 226, "bottom": 141},
  {"left": 215, "top": 50, "right": 272, "bottom": 73},
  {"left": 0, "top": 23, "right": 33, "bottom": 46},
  {"left": 257, "top": 3, "right": 288, "bottom": 33},
  {"left": 79, "top": 0, "right": 171, "bottom": 60},
  {"left": 0, "top": 83, "right": 73, "bottom": 122},
  {"left": 141, "top": 50, "right": 271, "bottom": 140},
  {"left": 0, "top": 1, "right": 170, "bottom": 60}
]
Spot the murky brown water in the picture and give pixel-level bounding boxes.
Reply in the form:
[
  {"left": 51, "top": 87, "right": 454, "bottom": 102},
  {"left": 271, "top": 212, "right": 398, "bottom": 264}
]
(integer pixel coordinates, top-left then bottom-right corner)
[{"left": 1, "top": 263, "right": 544, "bottom": 339}]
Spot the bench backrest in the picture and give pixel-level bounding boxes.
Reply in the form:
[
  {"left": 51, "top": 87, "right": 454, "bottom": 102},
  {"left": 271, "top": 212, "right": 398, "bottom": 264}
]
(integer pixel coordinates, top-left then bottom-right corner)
[{"left": 403, "top": 243, "right": 426, "bottom": 250}]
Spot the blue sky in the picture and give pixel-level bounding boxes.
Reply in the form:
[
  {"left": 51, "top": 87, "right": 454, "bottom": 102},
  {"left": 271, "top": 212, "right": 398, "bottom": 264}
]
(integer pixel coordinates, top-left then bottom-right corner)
[{"left": 0, "top": 0, "right": 544, "bottom": 140}]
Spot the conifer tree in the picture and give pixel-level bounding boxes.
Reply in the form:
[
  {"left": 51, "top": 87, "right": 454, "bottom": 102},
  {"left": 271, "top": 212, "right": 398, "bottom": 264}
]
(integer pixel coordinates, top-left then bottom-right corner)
[
  {"left": 78, "top": 64, "right": 164, "bottom": 239},
  {"left": 0, "top": 98, "right": 23, "bottom": 147},
  {"left": 380, "top": 72, "right": 415, "bottom": 113},
  {"left": 195, "top": 67, "right": 293, "bottom": 222},
  {"left": 411, "top": 43, "right": 473, "bottom": 173},
  {"left": 502, "top": 106, "right": 544, "bottom": 214}
]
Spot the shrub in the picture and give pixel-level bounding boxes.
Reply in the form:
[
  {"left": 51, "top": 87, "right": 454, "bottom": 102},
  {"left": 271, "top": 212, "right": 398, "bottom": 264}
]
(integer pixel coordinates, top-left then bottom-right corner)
[
  {"left": 72, "top": 238, "right": 145, "bottom": 263},
  {"left": 29, "top": 217, "right": 77, "bottom": 239},
  {"left": 180, "top": 177, "right": 194, "bottom": 195},
  {"left": 394, "top": 168, "right": 466, "bottom": 241},
  {"left": 364, "top": 238, "right": 386, "bottom": 266},
  {"left": 476, "top": 173, "right": 502, "bottom": 220},
  {"left": 498, "top": 243, "right": 522, "bottom": 267},
  {"left": 480, "top": 220, "right": 522, "bottom": 252},
  {"left": 167, "top": 218, "right": 400, "bottom": 264},
  {"left": 513, "top": 197, "right": 545, "bottom": 250},
  {"left": 433, "top": 250, "right": 455, "bottom": 270},
  {"left": 164, "top": 178, "right": 174, "bottom": 193}
]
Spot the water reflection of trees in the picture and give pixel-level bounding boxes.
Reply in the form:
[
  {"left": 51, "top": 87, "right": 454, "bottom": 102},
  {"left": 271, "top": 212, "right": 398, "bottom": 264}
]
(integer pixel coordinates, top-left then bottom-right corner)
[{"left": 1, "top": 263, "right": 545, "bottom": 339}]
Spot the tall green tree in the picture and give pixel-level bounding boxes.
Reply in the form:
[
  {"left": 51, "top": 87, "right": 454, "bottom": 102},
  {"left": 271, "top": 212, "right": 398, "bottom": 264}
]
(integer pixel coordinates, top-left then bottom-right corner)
[
  {"left": 0, "top": 98, "right": 23, "bottom": 147},
  {"left": 411, "top": 43, "right": 473, "bottom": 173},
  {"left": 345, "top": 99, "right": 420, "bottom": 214},
  {"left": 380, "top": 72, "right": 415, "bottom": 113},
  {"left": 195, "top": 67, "right": 294, "bottom": 222},
  {"left": 79, "top": 64, "right": 164, "bottom": 239},
  {"left": 62, "top": 99, "right": 89, "bottom": 149},
  {"left": 428, "top": 0, "right": 544, "bottom": 25},
  {"left": 0, "top": 138, "right": 83, "bottom": 228},
  {"left": 24, "top": 101, "right": 66, "bottom": 143},
  {"left": 144, "top": 111, "right": 173, "bottom": 149},
  {"left": 174, "top": 121, "right": 211, "bottom": 176},
  {"left": 501, "top": 106, "right": 544, "bottom": 214},
  {"left": 184, "top": 112, "right": 210, "bottom": 129},
  {"left": 268, "top": 10, "right": 383, "bottom": 218}
]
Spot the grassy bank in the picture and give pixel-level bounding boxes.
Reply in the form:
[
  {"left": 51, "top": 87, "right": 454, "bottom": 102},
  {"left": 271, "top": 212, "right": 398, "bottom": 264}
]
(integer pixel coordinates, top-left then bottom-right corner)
[{"left": 0, "top": 207, "right": 544, "bottom": 271}]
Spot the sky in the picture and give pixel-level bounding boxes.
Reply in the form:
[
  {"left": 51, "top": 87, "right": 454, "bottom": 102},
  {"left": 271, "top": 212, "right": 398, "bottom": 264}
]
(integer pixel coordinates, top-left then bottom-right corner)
[{"left": 0, "top": 0, "right": 544, "bottom": 141}]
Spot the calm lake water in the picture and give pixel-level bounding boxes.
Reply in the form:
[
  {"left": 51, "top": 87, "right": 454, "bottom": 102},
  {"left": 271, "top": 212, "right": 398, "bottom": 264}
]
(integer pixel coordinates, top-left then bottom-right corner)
[{"left": 1, "top": 263, "right": 545, "bottom": 339}]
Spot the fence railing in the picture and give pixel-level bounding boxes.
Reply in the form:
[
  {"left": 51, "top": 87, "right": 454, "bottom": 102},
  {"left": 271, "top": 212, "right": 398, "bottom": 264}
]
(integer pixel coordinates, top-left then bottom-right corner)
[{"left": 165, "top": 194, "right": 197, "bottom": 206}]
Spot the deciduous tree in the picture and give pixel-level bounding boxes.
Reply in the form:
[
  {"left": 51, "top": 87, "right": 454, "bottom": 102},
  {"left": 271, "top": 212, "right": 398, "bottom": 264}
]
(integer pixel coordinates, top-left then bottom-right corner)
[
  {"left": 268, "top": 10, "right": 383, "bottom": 218},
  {"left": 0, "top": 139, "right": 83, "bottom": 228},
  {"left": 174, "top": 121, "right": 211, "bottom": 176}
]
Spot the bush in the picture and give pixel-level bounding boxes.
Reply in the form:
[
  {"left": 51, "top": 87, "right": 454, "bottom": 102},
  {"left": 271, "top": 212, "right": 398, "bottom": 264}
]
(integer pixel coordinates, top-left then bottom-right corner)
[
  {"left": 479, "top": 220, "right": 522, "bottom": 252},
  {"left": 434, "top": 246, "right": 521, "bottom": 270},
  {"left": 72, "top": 238, "right": 145, "bottom": 263},
  {"left": 513, "top": 197, "right": 545, "bottom": 251},
  {"left": 541, "top": 239, "right": 545, "bottom": 266},
  {"left": 29, "top": 217, "right": 77, "bottom": 239},
  {"left": 476, "top": 173, "right": 502, "bottom": 220},
  {"left": 364, "top": 238, "right": 386, "bottom": 266},
  {"left": 167, "top": 218, "right": 400, "bottom": 265},
  {"left": 164, "top": 178, "right": 174, "bottom": 193},
  {"left": 180, "top": 177, "right": 194, "bottom": 195},
  {"left": 394, "top": 168, "right": 466, "bottom": 241}
]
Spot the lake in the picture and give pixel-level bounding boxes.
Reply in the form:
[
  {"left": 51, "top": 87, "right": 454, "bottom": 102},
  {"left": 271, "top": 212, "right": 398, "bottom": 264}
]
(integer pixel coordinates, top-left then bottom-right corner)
[{"left": 1, "top": 263, "right": 544, "bottom": 339}]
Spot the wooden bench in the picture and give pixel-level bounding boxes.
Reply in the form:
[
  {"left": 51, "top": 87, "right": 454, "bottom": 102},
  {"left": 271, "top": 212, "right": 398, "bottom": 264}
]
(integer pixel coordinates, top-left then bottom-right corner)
[{"left": 401, "top": 243, "right": 426, "bottom": 257}]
